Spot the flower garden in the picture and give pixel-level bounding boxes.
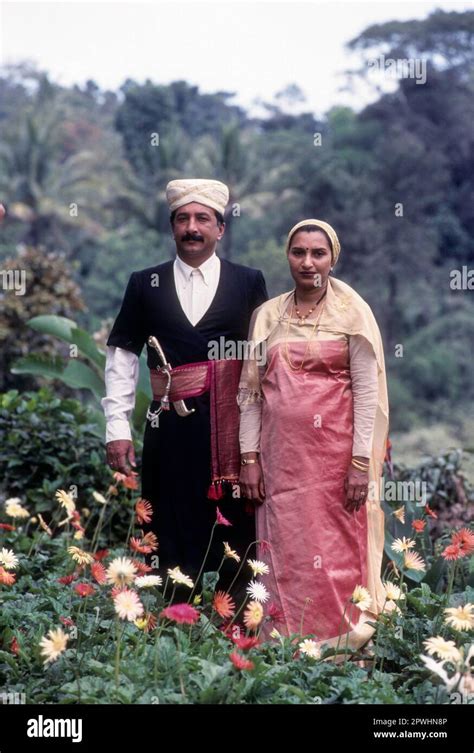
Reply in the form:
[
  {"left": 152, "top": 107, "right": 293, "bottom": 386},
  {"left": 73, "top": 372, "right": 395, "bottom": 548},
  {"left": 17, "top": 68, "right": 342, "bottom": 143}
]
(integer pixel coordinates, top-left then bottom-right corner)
[{"left": 0, "top": 388, "right": 473, "bottom": 705}]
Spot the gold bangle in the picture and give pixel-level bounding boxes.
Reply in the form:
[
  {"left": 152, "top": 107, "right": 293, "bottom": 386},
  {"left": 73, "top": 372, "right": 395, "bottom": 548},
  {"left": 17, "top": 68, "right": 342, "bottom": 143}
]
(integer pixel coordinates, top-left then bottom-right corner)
[
  {"left": 241, "top": 458, "right": 258, "bottom": 466},
  {"left": 351, "top": 459, "right": 369, "bottom": 471}
]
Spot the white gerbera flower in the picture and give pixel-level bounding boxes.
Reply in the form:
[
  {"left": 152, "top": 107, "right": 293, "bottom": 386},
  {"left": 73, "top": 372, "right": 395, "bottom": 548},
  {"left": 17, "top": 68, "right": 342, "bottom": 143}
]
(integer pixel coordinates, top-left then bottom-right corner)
[
  {"left": 247, "top": 559, "right": 270, "bottom": 576},
  {"left": 106, "top": 557, "right": 137, "bottom": 586},
  {"left": 299, "top": 638, "right": 321, "bottom": 659},
  {"left": 134, "top": 575, "right": 163, "bottom": 588},
  {"left": 0, "top": 547, "right": 19, "bottom": 570},
  {"left": 167, "top": 567, "right": 194, "bottom": 588},
  {"left": 246, "top": 579, "right": 270, "bottom": 603}
]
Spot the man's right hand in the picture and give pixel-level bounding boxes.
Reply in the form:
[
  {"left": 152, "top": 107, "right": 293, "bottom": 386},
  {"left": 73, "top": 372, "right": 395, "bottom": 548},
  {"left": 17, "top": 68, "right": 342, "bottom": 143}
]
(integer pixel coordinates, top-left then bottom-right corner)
[{"left": 106, "top": 440, "right": 136, "bottom": 475}]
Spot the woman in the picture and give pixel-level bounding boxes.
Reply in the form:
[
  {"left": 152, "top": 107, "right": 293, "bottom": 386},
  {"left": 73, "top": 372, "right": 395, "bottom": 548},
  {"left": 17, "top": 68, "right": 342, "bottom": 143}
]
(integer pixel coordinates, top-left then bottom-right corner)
[{"left": 237, "top": 219, "right": 389, "bottom": 652}]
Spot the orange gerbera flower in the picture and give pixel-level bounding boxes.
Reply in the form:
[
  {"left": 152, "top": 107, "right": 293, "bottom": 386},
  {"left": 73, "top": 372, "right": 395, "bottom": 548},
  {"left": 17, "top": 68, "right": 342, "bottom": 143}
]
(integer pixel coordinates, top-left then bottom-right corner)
[
  {"left": 130, "top": 531, "right": 158, "bottom": 554},
  {"left": 113, "top": 471, "right": 139, "bottom": 490},
  {"left": 91, "top": 562, "right": 107, "bottom": 584},
  {"left": 135, "top": 498, "right": 153, "bottom": 525},
  {"left": 10, "top": 636, "right": 20, "bottom": 655},
  {"left": 213, "top": 591, "right": 236, "bottom": 619},
  {"left": 412, "top": 519, "right": 426, "bottom": 533},
  {"left": 132, "top": 560, "right": 153, "bottom": 575},
  {"left": 452, "top": 528, "right": 474, "bottom": 556},
  {"left": 229, "top": 651, "right": 255, "bottom": 671},
  {"left": 0, "top": 566, "right": 16, "bottom": 585},
  {"left": 441, "top": 544, "right": 462, "bottom": 561},
  {"left": 130, "top": 537, "right": 149, "bottom": 554}
]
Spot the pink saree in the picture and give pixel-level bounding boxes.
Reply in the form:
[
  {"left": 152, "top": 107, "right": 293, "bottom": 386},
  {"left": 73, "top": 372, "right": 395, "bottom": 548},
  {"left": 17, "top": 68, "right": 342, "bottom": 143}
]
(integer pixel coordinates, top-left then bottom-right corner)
[{"left": 257, "top": 337, "right": 369, "bottom": 644}]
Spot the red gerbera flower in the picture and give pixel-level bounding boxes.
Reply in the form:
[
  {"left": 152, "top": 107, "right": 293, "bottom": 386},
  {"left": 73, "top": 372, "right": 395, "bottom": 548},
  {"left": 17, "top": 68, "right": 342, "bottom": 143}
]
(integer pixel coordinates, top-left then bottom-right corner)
[
  {"left": 229, "top": 651, "right": 255, "bottom": 671},
  {"left": 231, "top": 635, "right": 260, "bottom": 651},
  {"left": 135, "top": 498, "right": 153, "bottom": 525},
  {"left": 216, "top": 507, "right": 232, "bottom": 527},
  {"left": 0, "top": 523, "right": 16, "bottom": 531},
  {"left": 93, "top": 549, "right": 109, "bottom": 561},
  {"left": 452, "top": 528, "right": 474, "bottom": 557},
  {"left": 412, "top": 519, "right": 426, "bottom": 533},
  {"left": 160, "top": 603, "right": 200, "bottom": 625},
  {"left": 91, "top": 561, "right": 107, "bottom": 584},
  {"left": 424, "top": 504, "right": 438, "bottom": 519},
  {"left": 267, "top": 602, "right": 284, "bottom": 623},
  {"left": 10, "top": 636, "right": 20, "bottom": 655},
  {"left": 58, "top": 573, "right": 77, "bottom": 585},
  {"left": 74, "top": 583, "right": 95, "bottom": 598},
  {"left": 59, "top": 616, "right": 75, "bottom": 627}
]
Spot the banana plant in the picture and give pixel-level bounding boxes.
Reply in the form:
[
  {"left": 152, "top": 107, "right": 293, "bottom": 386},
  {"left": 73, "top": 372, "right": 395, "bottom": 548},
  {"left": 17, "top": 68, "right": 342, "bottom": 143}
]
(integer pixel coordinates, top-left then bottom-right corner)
[{"left": 10, "top": 315, "right": 152, "bottom": 438}]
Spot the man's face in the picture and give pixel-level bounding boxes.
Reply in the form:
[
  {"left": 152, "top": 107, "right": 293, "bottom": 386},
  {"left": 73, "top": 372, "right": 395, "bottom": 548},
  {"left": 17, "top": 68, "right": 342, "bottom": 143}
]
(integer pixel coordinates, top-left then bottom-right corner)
[{"left": 172, "top": 202, "right": 225, "bottom": 263}]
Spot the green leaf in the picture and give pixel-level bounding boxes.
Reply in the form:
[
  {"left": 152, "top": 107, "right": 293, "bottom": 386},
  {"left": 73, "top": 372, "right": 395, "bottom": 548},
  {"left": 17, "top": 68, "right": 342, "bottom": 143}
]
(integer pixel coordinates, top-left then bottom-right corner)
[{"left": 28, "top": 314, "right": 78, "bottom": 341}]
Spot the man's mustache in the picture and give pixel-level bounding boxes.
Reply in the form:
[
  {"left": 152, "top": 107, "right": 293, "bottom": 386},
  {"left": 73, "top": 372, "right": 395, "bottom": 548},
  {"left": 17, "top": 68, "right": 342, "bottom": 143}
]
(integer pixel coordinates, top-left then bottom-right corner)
[{"left": 181, "top": 233, "right": 204, "bottom": 242}]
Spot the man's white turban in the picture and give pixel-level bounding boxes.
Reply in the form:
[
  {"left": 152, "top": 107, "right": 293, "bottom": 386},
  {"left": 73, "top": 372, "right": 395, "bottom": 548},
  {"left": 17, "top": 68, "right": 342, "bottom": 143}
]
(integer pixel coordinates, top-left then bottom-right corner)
[{"left": 166, "top": 179, "right": 229, "bottom": 216}]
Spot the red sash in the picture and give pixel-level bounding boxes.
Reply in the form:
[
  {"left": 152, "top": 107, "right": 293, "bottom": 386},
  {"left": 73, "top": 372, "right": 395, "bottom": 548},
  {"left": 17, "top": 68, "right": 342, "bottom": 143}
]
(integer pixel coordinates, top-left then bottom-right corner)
[{"left": 149, "top": 359, "right": 242, "bottom": 499}]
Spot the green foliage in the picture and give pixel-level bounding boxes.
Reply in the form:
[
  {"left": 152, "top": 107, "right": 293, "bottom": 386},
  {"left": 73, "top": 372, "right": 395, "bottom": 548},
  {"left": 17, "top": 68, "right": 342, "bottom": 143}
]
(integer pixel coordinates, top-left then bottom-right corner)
[
  {"left": 10, "top": 315, "right": 152, "bottom": 434},
  {"left": 0, "top": 387, "right": 108, "bottom": 511}
]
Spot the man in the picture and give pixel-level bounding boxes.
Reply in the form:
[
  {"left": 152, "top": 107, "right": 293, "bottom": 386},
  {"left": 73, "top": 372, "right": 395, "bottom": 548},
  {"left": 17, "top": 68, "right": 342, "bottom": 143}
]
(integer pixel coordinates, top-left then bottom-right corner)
[{"left": 102, "top": 178, "right": 268, "bottom": 589}]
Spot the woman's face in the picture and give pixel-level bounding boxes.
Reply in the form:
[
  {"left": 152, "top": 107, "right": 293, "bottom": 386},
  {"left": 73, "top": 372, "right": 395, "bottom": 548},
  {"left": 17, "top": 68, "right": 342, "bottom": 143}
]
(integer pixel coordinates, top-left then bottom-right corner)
[{"left": 287, "top": 229, "right": 333, "bottom": 292}]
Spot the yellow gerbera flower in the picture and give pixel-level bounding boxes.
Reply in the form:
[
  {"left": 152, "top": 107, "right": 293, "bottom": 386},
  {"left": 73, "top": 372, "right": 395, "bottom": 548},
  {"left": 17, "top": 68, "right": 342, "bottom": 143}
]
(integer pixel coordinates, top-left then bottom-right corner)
[
  {"left": 444, "top": 604, "right": 474, "bottom": 632},
  {"left": 392, "top": 506, "right": 405, "bottom": 524},
  {"left": 243, "top": 600, "right": 263, "bottom": 630},
  {"left": 39, "top": 627, "right": 69, "bottom": 664},
  {"left": 5, "top": 498, "right": 29, "bottom": 518},
  {"left": 55, "top": 489, "right": 76, "bottom": 515},
  {"left": 223, "top": 542, "right": 240, "bottom": 562},
  {"left": 67, "top": 546, "right": 94, "bottom": 566},
  {"left": 351, "top": 585, "right": 372, "bottom": 611},
  {"left": 403, "top": 551, "right": 426, "bottom": 572},
  {"left": 423, "top": 636, "right": 462, "bottom": 663},
  {"left": 383, "top": 581, "right": 405, "bottom": 602}
]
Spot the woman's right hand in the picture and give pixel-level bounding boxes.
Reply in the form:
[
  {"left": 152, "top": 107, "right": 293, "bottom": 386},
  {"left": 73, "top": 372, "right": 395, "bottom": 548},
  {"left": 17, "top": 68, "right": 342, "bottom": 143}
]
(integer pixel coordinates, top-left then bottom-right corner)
[{"left": 239, "top": 461, "right": 265, "bottom": 504}]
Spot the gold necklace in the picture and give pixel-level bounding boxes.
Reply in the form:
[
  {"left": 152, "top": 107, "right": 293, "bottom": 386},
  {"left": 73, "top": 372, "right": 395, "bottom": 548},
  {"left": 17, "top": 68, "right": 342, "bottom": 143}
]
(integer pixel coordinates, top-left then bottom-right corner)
[
  {"left": 294, "top": 289, "right": 326, "bottom": 326},
  {"left": 283, "top": 293, "right": 326, "bottom": 371}
]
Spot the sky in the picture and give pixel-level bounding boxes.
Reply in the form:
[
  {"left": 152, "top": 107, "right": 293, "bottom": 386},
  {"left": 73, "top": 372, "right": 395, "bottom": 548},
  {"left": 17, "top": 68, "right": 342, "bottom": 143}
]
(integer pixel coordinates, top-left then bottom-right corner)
[{"left": 0, "top": 0, "right": 472, "bottom": 117}]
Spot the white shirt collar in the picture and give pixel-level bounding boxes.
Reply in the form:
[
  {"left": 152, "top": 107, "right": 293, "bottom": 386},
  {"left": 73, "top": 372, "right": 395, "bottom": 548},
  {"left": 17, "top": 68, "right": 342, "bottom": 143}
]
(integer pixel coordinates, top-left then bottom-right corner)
[{"left": 174, "top": 251, "right": 220, "bottom": 287}]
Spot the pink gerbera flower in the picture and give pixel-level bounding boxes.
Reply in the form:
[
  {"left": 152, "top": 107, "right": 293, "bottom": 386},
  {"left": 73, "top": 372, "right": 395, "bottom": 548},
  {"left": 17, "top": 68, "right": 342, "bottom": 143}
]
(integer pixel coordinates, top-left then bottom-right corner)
[
  {"left": 160, "top": 603, "right": 200, "bottom": 625},
  {"left": 216, "top": 507, "right": 232, "bottom": 527}
]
